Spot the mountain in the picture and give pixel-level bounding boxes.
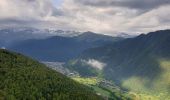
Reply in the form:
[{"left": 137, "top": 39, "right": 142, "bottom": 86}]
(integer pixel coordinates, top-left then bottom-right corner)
[
  {"left": 74, "top": 31, "right": 118, "bottom": 42},
  {"left": 0, "top": 27, "right": 48, "bottom": 47},
  {"left": 0, "top": 49, "right": 104, "bottom": 100},
  {"left": 0, "top": 27, "right": 81, "bottom": 47},
  {"left": 66, "top": 30, "right": 170, "bottom": 99},
  {"left": 8, "top": 31, "right": 123, "bottom": 62}
]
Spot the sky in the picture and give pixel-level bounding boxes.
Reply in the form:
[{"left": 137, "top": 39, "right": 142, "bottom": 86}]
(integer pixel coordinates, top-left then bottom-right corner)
[
  {"left": 53, "top": 0, "right": 63, "bottom": 6},
  {"left": 0, "top": 0, "right": 170, "bottom": 35}
]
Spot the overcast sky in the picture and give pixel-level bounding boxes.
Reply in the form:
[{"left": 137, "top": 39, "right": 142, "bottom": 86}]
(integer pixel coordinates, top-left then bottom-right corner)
[{"left": 0, "top": 0, "right": 170, "bottom": 35}]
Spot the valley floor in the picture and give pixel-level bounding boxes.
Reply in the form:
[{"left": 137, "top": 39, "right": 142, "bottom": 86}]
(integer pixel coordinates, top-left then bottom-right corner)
[{"left": 44, "top": 61, "right": 170, "bottom": 100}]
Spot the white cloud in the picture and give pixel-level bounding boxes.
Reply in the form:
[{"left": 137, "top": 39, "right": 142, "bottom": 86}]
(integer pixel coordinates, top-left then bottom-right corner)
[
  {"left": 81, "top": 59, "right": 106, "bottom": 70},
  {"left": 0, "top": 0, "right": 54, "bottom": 20},
  {"left": 0, "top": 0, "right": 67, "bottom": 29},
  {"left": 0, "top": 0, "right": 170, "bottom": 35},
  {"left": 59, "top": 0, "right": 170, "bottom": 35}
]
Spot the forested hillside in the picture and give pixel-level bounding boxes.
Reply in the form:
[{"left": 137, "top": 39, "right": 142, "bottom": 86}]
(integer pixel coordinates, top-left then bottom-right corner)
[{"left": 0, "top": 49, "right": 103, "bottom": 100}]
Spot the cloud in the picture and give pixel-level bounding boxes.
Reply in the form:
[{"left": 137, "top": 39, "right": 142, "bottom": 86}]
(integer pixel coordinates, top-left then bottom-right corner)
[
  {"left": 59, "top": 0, "right": 170, "bottom": 34},
  {"left": 75, "top": 0, "right": 170, "bottom": 11},
  {"left": 81, "top": 59, "right": 106, "bottom": 70},
  {"left": 0, "top": 0, "right": 55, "bottom": 20},
  {"left": 0, "top": 0, "right": 68, "bottom": 29},
  {"left": 0, "top": 0, "right": 170, "bottom": 35}
]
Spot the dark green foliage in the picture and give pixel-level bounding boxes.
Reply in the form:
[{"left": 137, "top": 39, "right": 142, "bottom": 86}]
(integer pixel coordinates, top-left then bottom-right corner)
[{"left": 0, "top": 49, "right": 103, "bottom": 100}]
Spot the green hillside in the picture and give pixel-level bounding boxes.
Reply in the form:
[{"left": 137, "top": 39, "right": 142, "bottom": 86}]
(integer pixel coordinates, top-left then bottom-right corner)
[
  {"left": 66, "top": 30, "right": 170, "bottom": 100},
  {"left": 0, "top": 49, "right": 103, "bottom": 100}
]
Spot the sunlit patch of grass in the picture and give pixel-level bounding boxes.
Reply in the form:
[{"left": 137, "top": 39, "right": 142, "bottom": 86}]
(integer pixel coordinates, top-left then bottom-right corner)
[
  {"left": 122, "top": 76, "right": 150, "bottom": 93},
  {"left": 90, "top": 85, "right": 111, "bottom": 97},
  {"left": 121, "top": 59, "right": 170, "bottom": 100},
  {"left": 72, "top": 77, "right": 111, "bottom": 98},
  {"left": 129, "top": 92, "right": 164, "bottom": 100},
  {"left": 72, "top": 77, "right": 99, "bottom": 85},
  {"left": 155, "top": 59, "right": 170, "bottom": 92}
]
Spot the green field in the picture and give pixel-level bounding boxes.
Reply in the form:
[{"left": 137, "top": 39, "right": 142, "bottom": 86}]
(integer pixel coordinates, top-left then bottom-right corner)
[
  {"left": 72, "top": 65, "right": 170, "bottom": 100},
  {"left": 72, "top": 77, "right": 99, "bottom": 85},
  {"left": 72, "top": 77, "right": 132, "bottom": 100}
]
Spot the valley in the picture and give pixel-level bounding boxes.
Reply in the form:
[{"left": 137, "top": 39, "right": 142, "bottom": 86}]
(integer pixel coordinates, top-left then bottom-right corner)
[
  {"left": 43, "top": 61, "right": 132, "bottom": 100},
  {"left": 65, "top": 30, "right": 170, "bottom": 100},
  {"left": 44, "top": 59, "right": 170, "bottom": 100},
  {"left": 1, "top": 0, "right": 170, "bottom": 99},
  {"left": 1, "top": 29, "right": 170, "bottom": 100},
  {"left": 42, "top": 29, "right": 170, "bottom": 100}
]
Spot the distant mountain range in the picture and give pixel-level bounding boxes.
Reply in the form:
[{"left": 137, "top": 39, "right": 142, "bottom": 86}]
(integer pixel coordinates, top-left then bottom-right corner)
[
  {"left": 7, "top": 31, "right": 123, "bottom": 62},
  {"left": 0, "top": 27, "right": 133, "bottom": 47},
  {"left": 0, "top": 27, "right": 81, "bottom": 47}
]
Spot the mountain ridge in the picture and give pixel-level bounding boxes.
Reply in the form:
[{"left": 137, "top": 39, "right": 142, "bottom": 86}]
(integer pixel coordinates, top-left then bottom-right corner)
[{"left": 7, "top": 31, "right": 123, "bottom": 62}]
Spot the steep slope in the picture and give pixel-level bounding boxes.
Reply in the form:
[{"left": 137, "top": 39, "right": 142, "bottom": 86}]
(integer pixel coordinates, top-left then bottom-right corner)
[
  {"left": 67, "top": 30, "right": 170, "bottom": 99},
  {"left": 8, "top": 32, "right": 122, "bottom": 62},
  {"left": 0, "top": 49, "right": 103, "bottom": 100}
]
